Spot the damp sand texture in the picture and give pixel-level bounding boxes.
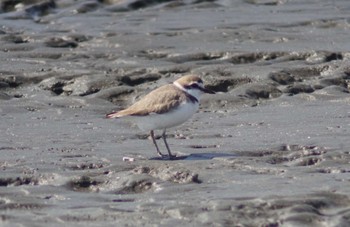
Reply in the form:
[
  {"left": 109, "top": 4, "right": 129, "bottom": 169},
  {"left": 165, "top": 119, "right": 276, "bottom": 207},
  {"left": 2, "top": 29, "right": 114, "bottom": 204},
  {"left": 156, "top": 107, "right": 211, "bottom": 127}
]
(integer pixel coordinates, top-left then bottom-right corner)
[{"left": 1, "top": 0, "right": 350, "bottom": 226}]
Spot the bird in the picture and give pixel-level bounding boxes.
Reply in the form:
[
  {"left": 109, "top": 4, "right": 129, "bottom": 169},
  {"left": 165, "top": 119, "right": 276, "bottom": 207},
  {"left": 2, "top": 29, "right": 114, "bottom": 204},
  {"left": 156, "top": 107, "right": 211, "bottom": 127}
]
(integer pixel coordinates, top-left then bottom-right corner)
[{"left": 106, "top": 74, "right": 215, "bottom": 159}]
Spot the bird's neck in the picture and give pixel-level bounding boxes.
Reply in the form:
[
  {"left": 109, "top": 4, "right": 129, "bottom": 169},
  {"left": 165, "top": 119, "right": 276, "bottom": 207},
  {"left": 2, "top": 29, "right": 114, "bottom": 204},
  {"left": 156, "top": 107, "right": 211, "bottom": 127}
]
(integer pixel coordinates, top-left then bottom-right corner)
[
  {"left": 173, "top": 81, "right": 186, "bottom": 92},
  {"left": 173, "top": 81, "right": 200, "bottom": 102}
]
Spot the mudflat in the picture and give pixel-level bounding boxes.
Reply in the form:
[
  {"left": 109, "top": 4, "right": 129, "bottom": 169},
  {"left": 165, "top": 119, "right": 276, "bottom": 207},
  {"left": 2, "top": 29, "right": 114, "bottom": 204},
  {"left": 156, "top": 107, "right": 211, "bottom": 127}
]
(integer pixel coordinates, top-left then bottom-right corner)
[{"left": 1, "top": 0, "right": 350, "bottom": 226}]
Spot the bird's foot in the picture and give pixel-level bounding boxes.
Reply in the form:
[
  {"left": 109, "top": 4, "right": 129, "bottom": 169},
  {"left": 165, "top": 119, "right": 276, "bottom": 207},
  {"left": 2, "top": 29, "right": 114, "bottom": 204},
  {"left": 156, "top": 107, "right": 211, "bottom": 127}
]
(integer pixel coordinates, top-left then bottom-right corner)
[
  {"left": 168, "top": 154, "right": 177, "bottom": 160},
  {"left": 158, "top": 154, "right": 176, "bottom": 160}
]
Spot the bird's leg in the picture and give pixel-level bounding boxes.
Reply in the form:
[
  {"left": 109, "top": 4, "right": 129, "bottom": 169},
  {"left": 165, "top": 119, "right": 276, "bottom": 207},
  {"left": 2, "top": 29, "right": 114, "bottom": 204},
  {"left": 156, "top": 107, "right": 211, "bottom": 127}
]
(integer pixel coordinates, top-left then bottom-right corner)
[
  {"left": 150, "top": 130, "right": 163, "bottom": 157},
  {"left": 162, "top": 129, "right": 176, "bottom": 159}
]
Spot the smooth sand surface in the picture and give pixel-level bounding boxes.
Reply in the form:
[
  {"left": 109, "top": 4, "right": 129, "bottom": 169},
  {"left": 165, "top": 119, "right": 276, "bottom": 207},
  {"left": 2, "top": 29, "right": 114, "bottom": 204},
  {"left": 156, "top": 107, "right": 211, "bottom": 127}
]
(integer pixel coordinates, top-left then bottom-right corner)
[{"left": 1, "top": 0, "right": 350, "bottom": 226}]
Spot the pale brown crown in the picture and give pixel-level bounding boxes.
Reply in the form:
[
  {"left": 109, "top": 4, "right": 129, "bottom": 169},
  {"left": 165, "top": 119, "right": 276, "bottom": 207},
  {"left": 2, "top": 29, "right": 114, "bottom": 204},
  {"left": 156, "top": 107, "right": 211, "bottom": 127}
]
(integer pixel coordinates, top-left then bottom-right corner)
[{"left": 174, "top": 74, "right": 203, "bottom": 87}]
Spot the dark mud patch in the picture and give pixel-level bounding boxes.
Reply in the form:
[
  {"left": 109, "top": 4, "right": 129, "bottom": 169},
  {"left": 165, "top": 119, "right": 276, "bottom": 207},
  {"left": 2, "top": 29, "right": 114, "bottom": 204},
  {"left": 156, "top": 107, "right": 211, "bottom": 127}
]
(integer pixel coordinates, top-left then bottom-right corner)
[
  {"left": 272, "top": 65, "right": 330, "bottom": 81},
  {"left": 0, "top": 202, "right": 48, "bottom": 210},
  {"left": 0, "top": 74, "right": 36, "bottom": 88},
  {"left": 266, "top": 63, "right": 350, "bottom": 96},
  {"left": 226, "top": 51, "right": 316, "bottom": 64},
  {"left": 39, "top": 78, "right": 66, "bottom": 95},
  {"left": 60, "top": 154, "right": 91, "bottom": 159},
  {"left": 120, "top": 71, "right": 161, "bottom": 86},
  {"left": 92, "top": 86, "right": 135, "bottom": 104},
  {"left": 105, "top": 0, "right": 216, "bottom": 12},
  {"left": 324, "top": 52, "right": 343, "bottom": 62},
  {"left": 67, "top": 162, "right": 106, "bottom": 171},
  {"left": 1, "top": 34, "right": 29, "bottom": 44},
  {"left": 0, "top": 176, "right": 39, "bottom": 187},
  {"left": 58, "top": 213, "right": 120, "bottom": 223},
  {"left": 238, "top": 145, "right": 327, "bottom": 167},
  {"left": 228, "top": 52, "right": 276, "bottom": 64},
  {"left": 3, "top": 0, "right": 56, "bottom": 22},
  {"left": 276, "top": 192, "right": 350, "bottom": 226},
  {"left": 267, "top": 145, "right": 326, "bottom": 166},
  {"left": 284, "top": 84, "right": 315, "bottom": 95},
  {"left": 67, "top": 176, "right": 103, "bottom": 192},
  {"left": 133, "top": 165, "right": 201, "bottom": 184},
  {"left": 269, "top": 71, "right": 296, "bottom": 85},
  {"left": 244, "top": 84, "right": 282, "bottom": 99},
  {"left": 317, "top": 168, "right": 350, "bottom": 174},
  {"left": 44, "top": 33, "right": 90, "bottom": 48},
  {"left": 295, "top": 157, "right": 323, "bottom": 166},
  {"left": 149, "top": 51, "right": 314, "bottom": 65},
  {"left": 204, "top": 70, "right": 253, "bottom": 92},
  {"left": 114, "top": 174, "right": 154, "bottom": 194},
  {"left": 202, "top": 192, "right": 350, "bottom": 226},
  {"left": 112, "top": 198, "right": 136, "bottom": 203},
  {"left": 45, "top": 37, "right": 78, "bottom": 48},
  {"left": 73, "top": 1, "right": 101, "bottom": 14},
  {"left": 320, "top": 76, "right": 349, "bottom": 89}
]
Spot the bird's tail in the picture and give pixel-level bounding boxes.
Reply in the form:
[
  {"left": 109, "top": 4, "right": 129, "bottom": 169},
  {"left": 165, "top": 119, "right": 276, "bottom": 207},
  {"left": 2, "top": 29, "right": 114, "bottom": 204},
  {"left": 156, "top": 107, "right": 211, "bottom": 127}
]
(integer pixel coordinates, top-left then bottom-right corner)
[
  {"left": 106, "top": 111, "right": 120, "bottom": 119},
  {"left": 106, "top": 107, "right": 137, "bottom": 118}
]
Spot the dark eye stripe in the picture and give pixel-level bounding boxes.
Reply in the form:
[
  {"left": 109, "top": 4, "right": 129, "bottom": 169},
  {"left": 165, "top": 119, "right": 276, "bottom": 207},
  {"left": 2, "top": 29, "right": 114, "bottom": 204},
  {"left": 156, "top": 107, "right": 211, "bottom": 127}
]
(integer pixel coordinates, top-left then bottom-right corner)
[
  {"left": 191, "top": 83, "right": 199, "bottom": 88},
  {"left": 184, "top": 83, "right": 200, "bottom": 89}
]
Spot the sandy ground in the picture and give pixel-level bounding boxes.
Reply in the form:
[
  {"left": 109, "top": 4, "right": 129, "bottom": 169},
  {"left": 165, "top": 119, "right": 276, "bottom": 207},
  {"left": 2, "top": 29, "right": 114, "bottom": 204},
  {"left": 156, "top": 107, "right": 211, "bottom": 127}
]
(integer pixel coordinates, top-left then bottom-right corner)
[{"left": 1, "top": 0, "right": 350, "bottom": 226}]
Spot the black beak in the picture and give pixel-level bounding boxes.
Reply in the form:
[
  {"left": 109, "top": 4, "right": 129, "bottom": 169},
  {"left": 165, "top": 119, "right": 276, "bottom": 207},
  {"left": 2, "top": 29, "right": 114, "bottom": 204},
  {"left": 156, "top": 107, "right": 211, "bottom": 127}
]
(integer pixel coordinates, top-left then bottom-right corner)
[{"left": 199, "top": 86, "right": 215, "bottom": 94}]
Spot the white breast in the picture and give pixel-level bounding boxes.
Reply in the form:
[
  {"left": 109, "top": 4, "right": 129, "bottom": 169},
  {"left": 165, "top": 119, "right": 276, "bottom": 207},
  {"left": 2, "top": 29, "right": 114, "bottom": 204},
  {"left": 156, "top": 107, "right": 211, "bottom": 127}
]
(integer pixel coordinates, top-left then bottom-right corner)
[{"left": 133, "top": 101, "right": 199, "bottom": 131}]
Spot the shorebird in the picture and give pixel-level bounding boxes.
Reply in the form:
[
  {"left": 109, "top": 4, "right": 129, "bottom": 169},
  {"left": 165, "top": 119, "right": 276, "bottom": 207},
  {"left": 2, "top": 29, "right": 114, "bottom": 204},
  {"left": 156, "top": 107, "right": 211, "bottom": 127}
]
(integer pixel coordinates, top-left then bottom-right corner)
[{"left": 106, "top": 74, "right": 215, "bottom": 159}]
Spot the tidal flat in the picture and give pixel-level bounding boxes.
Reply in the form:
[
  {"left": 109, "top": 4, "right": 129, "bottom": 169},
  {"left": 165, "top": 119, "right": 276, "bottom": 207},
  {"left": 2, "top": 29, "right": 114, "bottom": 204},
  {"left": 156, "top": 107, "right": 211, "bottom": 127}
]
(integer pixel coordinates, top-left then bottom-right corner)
[{"left": 1, "top": 0, "right": 350, "bottom": 226}]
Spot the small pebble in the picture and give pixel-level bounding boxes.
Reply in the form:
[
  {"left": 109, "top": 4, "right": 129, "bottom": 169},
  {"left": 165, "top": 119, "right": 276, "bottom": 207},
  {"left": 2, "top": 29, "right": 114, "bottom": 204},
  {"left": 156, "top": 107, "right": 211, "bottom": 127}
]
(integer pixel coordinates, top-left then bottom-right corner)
[{"left": 123, "top": 157, "right": 135, "bottom": 162}]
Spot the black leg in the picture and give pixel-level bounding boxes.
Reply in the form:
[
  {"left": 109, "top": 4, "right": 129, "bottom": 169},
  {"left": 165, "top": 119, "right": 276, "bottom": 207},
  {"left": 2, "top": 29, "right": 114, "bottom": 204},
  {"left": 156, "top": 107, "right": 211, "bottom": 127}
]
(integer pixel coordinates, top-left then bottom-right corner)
[
  {"left": 150, "top": 130, "right": 163, "bottom": 157},
  {"left": 162, "top": 129, "right": 175, "bottom": 159}
]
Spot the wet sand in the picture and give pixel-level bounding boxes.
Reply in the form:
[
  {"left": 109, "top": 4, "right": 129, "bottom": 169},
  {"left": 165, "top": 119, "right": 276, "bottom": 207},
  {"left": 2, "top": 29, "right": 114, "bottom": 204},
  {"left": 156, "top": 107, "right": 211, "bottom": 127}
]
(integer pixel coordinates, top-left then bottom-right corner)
[{"left": 1, "top": 0, "right": 350, "bottom": 226}]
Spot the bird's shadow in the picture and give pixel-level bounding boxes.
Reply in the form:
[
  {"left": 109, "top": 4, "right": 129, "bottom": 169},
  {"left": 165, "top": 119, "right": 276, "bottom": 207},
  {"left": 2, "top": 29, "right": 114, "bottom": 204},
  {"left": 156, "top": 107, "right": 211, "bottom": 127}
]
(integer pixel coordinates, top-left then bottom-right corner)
[{"left": 149, "top": 152, "right": 236, "bottom": 161}]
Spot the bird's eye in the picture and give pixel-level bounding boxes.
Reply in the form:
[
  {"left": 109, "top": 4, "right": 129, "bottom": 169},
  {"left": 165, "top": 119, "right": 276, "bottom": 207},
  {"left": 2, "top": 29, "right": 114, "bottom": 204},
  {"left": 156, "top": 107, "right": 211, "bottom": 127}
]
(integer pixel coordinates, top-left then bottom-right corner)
[{"left": 190, "top": 83, "right": 199, "bottom": 89}]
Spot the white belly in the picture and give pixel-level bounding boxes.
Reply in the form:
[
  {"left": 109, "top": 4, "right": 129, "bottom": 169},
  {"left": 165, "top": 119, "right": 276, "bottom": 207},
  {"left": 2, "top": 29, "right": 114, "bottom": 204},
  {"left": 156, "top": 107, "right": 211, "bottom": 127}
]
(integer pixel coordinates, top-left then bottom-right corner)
[{"left": 132, "top": 102, "right": 199, "bottom": 131}]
